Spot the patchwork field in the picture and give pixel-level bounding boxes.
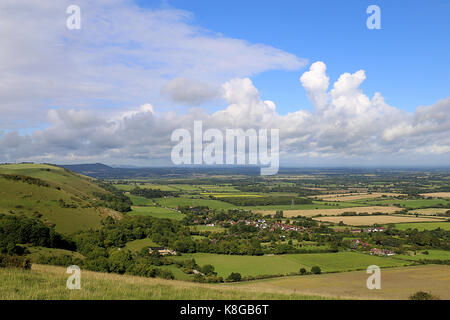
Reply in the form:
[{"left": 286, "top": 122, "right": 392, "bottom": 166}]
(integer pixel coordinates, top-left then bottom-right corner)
[
  {"left": 256, "top": 206, "right": 402, "bottom": 218},
  {"left": 232, "top": 265, "right": 450, "bottom": 300},
  {"left": 313, "top": 215, "right": 444, "bottom": 226},
  {"left": 310, "top": 193, "right": 405, "bottom": 202},
  {"left": 245, "top": 201, "right": 363, "bottom": 212},
  {"left": 154, "top": 197, "right": 236, "bottom": 210},
  {"left": 174, "top": 252, "right": 411, "bottom": 277},
  {"left": 420, "top": 192, "right": 450, "bottom": 198},
  {"left": 358, "top": 198, "right": 450, "bottom": 209},
  {"left": 407, "top": 208, "right": 450, "bottom": 215}
]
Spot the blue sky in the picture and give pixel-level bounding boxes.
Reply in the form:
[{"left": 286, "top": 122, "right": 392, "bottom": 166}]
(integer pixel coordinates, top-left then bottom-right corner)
[{"left": 139, "top": 0, "right": 450, "bottom": 114}]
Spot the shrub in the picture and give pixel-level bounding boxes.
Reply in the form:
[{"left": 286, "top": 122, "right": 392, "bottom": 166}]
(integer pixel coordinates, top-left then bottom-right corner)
[
  {"left": 311, "top": 266, "right": 321, "bottom": 274},
  {"left": 409, "top": 291, "right": 439, "bottom": 300},
  {"left": 226, "top": 272, "right": 242, "bottom": 282},
  {"left": 0, "top": 254, "right": 31, "bottom": 270}
]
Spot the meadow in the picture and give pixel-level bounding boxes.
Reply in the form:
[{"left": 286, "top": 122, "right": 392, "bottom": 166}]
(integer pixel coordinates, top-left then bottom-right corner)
[
  {"left": 392, "top": 221, "right": 450, "bottom": 231},
  {"left": 153, "top": 197, "right": 236, "bottom": 210},
  {"left": 128, "top": 206, "right": 186, "bottom": 221},
  {"left": 395, "top": 249, "right": 450, "bottom": 261},
  {"left": 173, "top": 252, "right": 411, "bottom": 277}
]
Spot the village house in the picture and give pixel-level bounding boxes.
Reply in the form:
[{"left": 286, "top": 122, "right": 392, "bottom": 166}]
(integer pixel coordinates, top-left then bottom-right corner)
[
  {"left": 148, "top": 247, "right": 177, "bottom": 256},
  {"left": 366, "top": 227, "right": 386, "bottom": 233},
  {"left": 369, "top": 248, "right": 395, "bottom": 256}
]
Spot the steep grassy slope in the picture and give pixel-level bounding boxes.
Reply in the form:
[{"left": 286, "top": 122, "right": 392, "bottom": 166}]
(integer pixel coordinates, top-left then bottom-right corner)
[{"left": 0, "top": 163, "right": 121, "bottom": 234}]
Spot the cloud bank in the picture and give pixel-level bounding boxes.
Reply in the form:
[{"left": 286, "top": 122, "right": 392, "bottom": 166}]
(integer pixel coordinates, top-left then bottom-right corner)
[{"left": 1, "top": 61, "right": 449, "bottom": 166}]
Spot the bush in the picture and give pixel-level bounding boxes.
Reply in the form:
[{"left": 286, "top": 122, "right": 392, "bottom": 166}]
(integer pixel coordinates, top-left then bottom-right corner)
[
  {"left": 311, "top": 266, "right": 321, "bottom": 274},
  {"left": 0, "top": 254, "right": 31, "bottom": 270},
  {"left": 226, "top": 272, "right": 242, "bottom": 282},
  {"left": 409, "top": 291, "right": 439, "bottom": 300},
  {"left": 299, "top": 268, "right": 307, "bottom": 275}
]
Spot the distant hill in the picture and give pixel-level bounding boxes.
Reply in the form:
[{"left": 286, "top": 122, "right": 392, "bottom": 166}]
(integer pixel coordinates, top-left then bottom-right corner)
[
  {"left": 58, "top": 163, "right": 262, "bottom": 179},
  {"left": 0, "top": 163, "right": 124, "bottom": 234},
  {"left": 60, "top": 163, "right": 114, "bottom": 174}
]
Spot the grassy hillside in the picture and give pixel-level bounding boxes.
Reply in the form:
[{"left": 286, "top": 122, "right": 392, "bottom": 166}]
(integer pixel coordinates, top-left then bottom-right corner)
[
  {"left": 0, "top": 163, "right": 123, "bottom": 234},
  {"left": 0, "top": 264, "right": 325, "bottom": 300}
]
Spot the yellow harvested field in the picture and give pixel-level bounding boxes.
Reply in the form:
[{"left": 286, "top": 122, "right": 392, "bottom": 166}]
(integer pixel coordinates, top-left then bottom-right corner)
[
  {"left": 313, "top": 215, "right": 444, "bottom": 226},
  {"left": 420, "top": 192, "right": 450, "bottom": 198},
  {"left": 256, "top": 206, "right": 402, "bottom": 218},
  {"left": 408, "top": 208, "right": 450, "bottom": 215},
  {"left": 309, "top": 193, "right": 405, "bottom": 201},
  {"left": 231, "top": 265, "right": 450, "bottom": 300}
]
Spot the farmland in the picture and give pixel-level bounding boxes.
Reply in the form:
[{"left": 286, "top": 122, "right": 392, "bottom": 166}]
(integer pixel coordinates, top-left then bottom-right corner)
[
  {"left": 393, "top": 221, "right": 450, "bottom": 231},
  {"left": 310, "top": 192, "right": 405, "bottom": 202},
  {"left": 232, "top": 265, "right": 450, "bottom": 300},
  {"left": 172, "top": 252, "right": 412, "bottom": 277},
  {"left": 256, "top": 206, "right": 402, "bottom": 218},
  {"left": 128, "top": 206, "right": 186, "bottom": 221},
  {"left": 314, "top": 215, "right": 445, "bottom": 226}
]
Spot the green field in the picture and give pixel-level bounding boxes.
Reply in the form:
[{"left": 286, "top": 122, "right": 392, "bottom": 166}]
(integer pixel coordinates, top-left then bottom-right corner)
[
  {"left": 395, "top": 250, "right": 450, "bottom": 261},
  {"left": 127, "top": 194, "right": 155, "bottom": 206},
  {"left": 128, "top": 206, "right": 186, "bottom": 220},
  {"left": 174, "top": 252, "right": 412, "bottom": 277},
  {"left": 244, "top": 201, "right": 363, "bottom": 212},
  {"left": 189, "top": 225, "right": 226, "bottom": 233},
  {"left": 358, "top": 198, "right": 450, "bottom": 209},
  {"left": 393, "top": 221, "right": 450, "bottom": 231},
  {"left": 124, "top": 238, "right": 160, "bottom": 252},
  {"left": 25, "top": 246, "right": 86, "bottom": 263},
  {"left": 154, "top": 197, "right": 236, "bottom": 210}
]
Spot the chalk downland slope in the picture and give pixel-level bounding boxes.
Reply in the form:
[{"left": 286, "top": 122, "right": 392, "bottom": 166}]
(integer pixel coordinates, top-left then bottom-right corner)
[{"left": 0, "top": 163, "right": 122, "bottom": 234}]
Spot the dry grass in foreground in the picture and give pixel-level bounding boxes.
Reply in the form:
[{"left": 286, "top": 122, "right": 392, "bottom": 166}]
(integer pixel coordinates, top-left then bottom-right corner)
[
  {"left": 0, "top": 264, "right": 325, "bottom": 300},
  {"left": 230, "top": 265, "right": 450, "bottom": 300}
]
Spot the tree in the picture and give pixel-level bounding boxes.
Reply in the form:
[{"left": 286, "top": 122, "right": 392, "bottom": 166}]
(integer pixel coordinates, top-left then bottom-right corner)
[
  {"left": 200, "top": 264, "right": 216, "bottom": 276},
  {"left": 311, "top": 266, "right": 321, "bottom": 274},
  {"left": 299, "top": 268, "right": 307, "bottom": 275},
  {"left": 226, "top": 272, "right": 242, "bottom": 282},
  {"left": 108, "top": 250, "right": 133, "bottom": 274}
]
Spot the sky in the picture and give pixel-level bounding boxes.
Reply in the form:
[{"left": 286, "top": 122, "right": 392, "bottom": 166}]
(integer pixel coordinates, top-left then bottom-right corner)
[{"left": 0, "top": 0, "right": 449, "bottom": 167}]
